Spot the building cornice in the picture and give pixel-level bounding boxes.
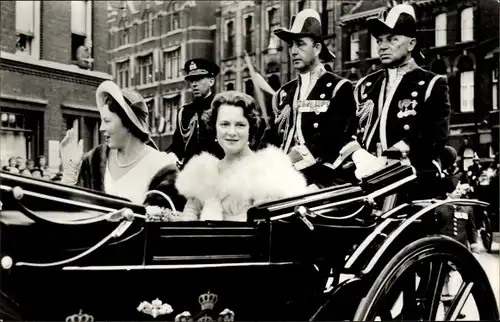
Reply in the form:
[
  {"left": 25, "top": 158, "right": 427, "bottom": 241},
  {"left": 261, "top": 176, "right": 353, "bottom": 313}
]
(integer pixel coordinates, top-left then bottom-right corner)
[
  {"left": 341, "top": 0, "right": 447, "bottom": 23},
  {"left": 0, "top": 51, "right": 113, "bottom": 86}
]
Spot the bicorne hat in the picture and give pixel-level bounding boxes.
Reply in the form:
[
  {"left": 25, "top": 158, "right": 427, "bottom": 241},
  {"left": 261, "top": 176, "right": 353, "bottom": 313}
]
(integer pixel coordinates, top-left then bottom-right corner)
[
  {"left": 184, "top": 58, "right": 220, "bottom": 81},
  {"left": 367, "top": 4, "right": 417, "bottom": 38},
  {"left": 274, "top": 9, "right": 335, "bottom": 62}
]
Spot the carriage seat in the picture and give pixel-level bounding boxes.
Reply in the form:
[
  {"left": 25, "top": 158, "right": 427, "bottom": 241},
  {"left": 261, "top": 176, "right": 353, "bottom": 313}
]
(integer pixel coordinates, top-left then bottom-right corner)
[{"left": 248, "top": 161, "right": 416, "bottom": 222}]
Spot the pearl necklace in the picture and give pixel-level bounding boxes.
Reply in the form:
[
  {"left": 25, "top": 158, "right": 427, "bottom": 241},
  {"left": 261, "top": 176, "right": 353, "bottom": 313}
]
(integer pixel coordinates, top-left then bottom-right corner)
[{"left": 115, "top": 145, "right": 146, "bottom": 168}]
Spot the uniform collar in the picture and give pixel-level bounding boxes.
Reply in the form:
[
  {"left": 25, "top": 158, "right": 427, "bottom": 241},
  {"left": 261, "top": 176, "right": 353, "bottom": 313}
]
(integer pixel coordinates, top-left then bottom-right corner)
[
  {"left": 386, "top": 58, "right": 418, "bottom": 77},
  {"left": 297, "top": 63, "right": 326, "bottom": 84}
]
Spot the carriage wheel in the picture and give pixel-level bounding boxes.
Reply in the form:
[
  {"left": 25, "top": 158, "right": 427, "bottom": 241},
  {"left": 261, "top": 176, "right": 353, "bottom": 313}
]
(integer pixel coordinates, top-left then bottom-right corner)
[
  {"left": 354, "top": 235, "right": 498, "bottom": 321},
  {"left": 0, "top": 290, "right": 23, "bottom": 321}
]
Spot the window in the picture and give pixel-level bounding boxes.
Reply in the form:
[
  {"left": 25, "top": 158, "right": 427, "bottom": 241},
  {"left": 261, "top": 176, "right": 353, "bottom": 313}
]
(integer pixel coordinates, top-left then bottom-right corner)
[
  {"left": 161, "top": 96, "right": 180, "bottom": 135},
  {"left": 326, "top": 0, "right": 335, "bottom": 35},
  {"left": 350, "top": 32, "right": 360, "bottom": 61},
  {"left": 461, "top": 7, "right": 474, "bottom": 42},
  {"left": 244, "top": 79, "right": 254, "bottom": 95},
  {"left": 150, "top": 14, "right": 156, "bottom": 37},
  {"left": 164, "top": 49, "right": 180, "bottom": 80},
  {"left": 138, "top": 54, "right": 154, "bottom": 85},
  {"left": 122, "top": 27, "right": 129, "bottom": 45},
  {"left": 225, "top": 20, "right": 235, "bottom": 58},
  {"left": 1, "top": 110, "right": 42, "bottom": 165},
  {"left": 142, "top": 13, "right": 151, "bottom": 39},
  {"left": 71, "top": 1, "right": 92, "bottom": 67},
  {"left": 370, "top": 35, "right": 378, "bottom": 58},
  {"left": 224, "top": 71, "right": 236, "bottom": 91},
  {"left": 146, "top": 99, "right": 156, "bottom": 134},
  {"left": 493, "top": 69, "right": 498, "bottom": 110},
  {"left": 116, "top": 60, "right": 130, "bottom": 88},
  {"left": 460, "top": 71, "right": 474, "bottom": 112},
  {"left": 15, "top": 0, "right": 40, "bottom": 58},
  {"left": 435, "top": 13, "right": 447, "bottom": 47},
  {"left": 244, "top": 15, "right": 254, "bottom": 53},
  {"left": 172, "top": 12, "right": 180, "bottom": 30},
  {"left": 267, "top": 8, "right": 280, "bottom": 47},
  {"left": 163, "top": 14, "right": 171, "bottom": 33}
]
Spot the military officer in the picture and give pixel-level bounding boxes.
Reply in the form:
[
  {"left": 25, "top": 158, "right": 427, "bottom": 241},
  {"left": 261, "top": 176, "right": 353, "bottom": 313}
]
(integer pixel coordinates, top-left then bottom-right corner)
[
  {"left": 339, "top": 4, "right": 451, "bottom": 197},
  {"left": 272, "top": 9, "right": 357, "bottom": 187},
  {"left": 167, "top": 58, "right": 224, "bottom": 168}
]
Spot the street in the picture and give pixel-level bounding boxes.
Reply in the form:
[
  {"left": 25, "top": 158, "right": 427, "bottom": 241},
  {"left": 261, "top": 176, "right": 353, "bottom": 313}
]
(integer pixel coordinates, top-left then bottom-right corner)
[{"left": 439, "top": 242, "right": 500, "bottom": 320}]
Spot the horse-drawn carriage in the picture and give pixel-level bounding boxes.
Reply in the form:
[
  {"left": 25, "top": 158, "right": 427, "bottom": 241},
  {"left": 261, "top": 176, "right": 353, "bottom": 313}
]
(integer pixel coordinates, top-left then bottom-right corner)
[{"left": 0, "top": 161, "right": 498, "bottom": 321}]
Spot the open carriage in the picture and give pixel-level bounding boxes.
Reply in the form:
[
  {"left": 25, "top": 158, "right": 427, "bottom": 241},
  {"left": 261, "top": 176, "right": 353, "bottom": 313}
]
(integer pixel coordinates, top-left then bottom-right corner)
[{"left": 0, "top": 161, "right": 498, "bottom": 321}]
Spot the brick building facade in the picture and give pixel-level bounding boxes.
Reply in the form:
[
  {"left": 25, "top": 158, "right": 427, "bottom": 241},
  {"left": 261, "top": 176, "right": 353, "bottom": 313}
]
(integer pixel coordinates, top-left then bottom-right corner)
[
  {"left": 107, "top": 0, "right": 219, "bottom": 151},
  {"left": 340, "top": 0, "right": 499, "bottom": 168},
  {"left": 0, "top": 0, "right": 112, "bottom": 169}
]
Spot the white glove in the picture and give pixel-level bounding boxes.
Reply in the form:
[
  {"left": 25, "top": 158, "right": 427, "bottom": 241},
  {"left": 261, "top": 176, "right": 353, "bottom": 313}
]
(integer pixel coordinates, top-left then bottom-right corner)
[
  {"left": 352, "top": 149, "right": 387, "bottom": 180},
  {"left": 60, "top": 128, "right": 84, "bottom": 185}
]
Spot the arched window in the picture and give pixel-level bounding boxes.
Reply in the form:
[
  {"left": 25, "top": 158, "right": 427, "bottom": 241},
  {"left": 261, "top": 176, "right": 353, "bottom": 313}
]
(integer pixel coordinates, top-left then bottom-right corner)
[{"left": 461, "top": 7, "right": 473, "bottom": 42}]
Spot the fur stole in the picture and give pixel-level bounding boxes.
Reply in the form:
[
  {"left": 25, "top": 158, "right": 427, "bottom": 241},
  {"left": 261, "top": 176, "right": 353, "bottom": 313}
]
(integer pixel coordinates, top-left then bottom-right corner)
[{"left": 175, "top": 146, "right": 308, "bottom": 221}]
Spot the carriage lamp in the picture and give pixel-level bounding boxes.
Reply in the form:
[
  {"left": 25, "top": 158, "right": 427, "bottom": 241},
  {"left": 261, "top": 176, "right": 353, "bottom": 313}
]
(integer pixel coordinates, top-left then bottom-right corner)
[
  {"left": 1, "top": 256, "right": 13, "bottom": 270},
  {"left": 12, "top": 186, "right": 24, "bottom": 200}
]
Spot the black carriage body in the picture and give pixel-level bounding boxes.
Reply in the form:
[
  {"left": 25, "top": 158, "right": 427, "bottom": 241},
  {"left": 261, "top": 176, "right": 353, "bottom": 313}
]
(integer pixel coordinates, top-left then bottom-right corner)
[{"left": 1, "top": 163, "right": 495, "bottom": 321}]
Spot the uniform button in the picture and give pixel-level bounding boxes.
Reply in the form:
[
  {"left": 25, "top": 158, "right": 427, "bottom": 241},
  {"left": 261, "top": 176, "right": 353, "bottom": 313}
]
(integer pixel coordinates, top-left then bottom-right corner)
[
  {"left": 404, "top": 124, "right": 410, "bottom": 131},
  {"left": 280, "top": 129, "right": 285, "bottom": 133},
  {"left": 320, "top": 93, "right": 326, "bottom": 99},
  {"left": 418, "top": 80, "right": 425, "bottom": 86},
  {"left": 313, "top": 122, "right": 319, "bottom": 128},
  {"left": 366, "top": 82, "right": 372, "bottom": 87},
  {"left": 411, "top": 91, "right": 418, "bottom": 97},
  {"left": 454, "top": 232, "right": 458, "bottom": 236},
  {"left": 326, "top": 82, "right": 332, "bottom": 87},
  {"left": 362, "top": 93, "right": 368, "bottom": 99}
]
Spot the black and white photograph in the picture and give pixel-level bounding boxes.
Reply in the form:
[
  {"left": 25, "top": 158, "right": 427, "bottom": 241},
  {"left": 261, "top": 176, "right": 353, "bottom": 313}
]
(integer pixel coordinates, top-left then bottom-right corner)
[{"left": 0, "top": 0, "right": 499, "bottom": 321}]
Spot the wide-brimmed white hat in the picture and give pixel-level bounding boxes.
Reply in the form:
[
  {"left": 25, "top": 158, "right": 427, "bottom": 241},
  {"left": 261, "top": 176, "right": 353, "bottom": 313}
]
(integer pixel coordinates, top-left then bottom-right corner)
[{"left": 95, "top": 81, "right": 150, "bottom": 139}]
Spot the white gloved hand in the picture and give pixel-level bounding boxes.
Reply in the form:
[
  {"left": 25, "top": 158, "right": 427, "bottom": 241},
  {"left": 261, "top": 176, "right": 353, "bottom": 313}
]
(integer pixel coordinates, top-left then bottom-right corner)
[
  {"left": 352, "top": 149, "right": 387, "bottom": 180},
  {"left": 60, "top": 128, "right": 84, "bottom": 171}
]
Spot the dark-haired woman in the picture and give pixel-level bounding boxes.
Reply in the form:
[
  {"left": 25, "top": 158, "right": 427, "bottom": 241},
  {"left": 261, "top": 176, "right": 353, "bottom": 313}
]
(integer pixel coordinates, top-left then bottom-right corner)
[
  {"left": 175, "top": 91, "right": 308, "bottom": 222},
  {"left": 60, "top": 81, "right": 182, "bottom": 206}
]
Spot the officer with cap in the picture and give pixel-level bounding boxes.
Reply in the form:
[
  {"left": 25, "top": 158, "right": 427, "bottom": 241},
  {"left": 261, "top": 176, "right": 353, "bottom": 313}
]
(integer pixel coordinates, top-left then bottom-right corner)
[
  {"left": 337, "top": 4, "right": 451, "bottom": 198},
  {"left": 167, "top": 58, "right": 224, "bottom": 168}
]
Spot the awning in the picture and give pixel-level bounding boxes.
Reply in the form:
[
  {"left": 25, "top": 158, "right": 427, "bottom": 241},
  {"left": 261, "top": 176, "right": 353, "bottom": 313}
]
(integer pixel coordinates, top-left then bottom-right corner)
[
  {"left": 163, "top": 92, "right": 180, "bottom": 99},
  {"left": 163, "top": 45, "right": 181, "bottom": 53}
]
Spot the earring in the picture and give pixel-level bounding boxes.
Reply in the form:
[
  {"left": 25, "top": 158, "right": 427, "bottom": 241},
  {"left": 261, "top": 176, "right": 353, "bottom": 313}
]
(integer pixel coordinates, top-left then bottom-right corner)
[{"left": 215, "top": 138, "right": 217, "bottom": 142}]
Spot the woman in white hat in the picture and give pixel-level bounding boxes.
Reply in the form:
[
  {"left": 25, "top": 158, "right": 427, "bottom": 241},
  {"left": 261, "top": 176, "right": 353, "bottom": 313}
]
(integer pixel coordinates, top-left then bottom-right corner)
[{"left": 60, "top": 81, "right": 183, "bottom": 207}]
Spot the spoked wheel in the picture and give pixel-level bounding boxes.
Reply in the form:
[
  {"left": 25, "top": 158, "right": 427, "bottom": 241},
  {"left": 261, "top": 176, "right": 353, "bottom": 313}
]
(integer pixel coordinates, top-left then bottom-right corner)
[
  {"left": 354, "top": 235, "right": 499, "bottom": 321},
  {"left": 0, "top": 290, "right": 23, "bottom": 321}
]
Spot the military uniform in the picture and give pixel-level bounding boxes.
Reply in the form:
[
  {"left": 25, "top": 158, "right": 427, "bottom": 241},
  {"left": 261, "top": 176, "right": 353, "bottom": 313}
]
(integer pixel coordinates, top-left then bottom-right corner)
[
  {"left": 272, "top": 64, "right": 357, "bottom": 185},
  {"left": 271, "top": 9, "right": 357, "bottom": 186},
  {"left": 168, "top": 93, "right": 224, "bottom": 167},
  {"left": 353, "top": 62, "right": 451, "bottom": 176},
  {"left": 167, "top": 58, "right": 224, "bottom": 168},
  {"left": 435, "top": 204, "right": 478, "bottom": 246}
]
